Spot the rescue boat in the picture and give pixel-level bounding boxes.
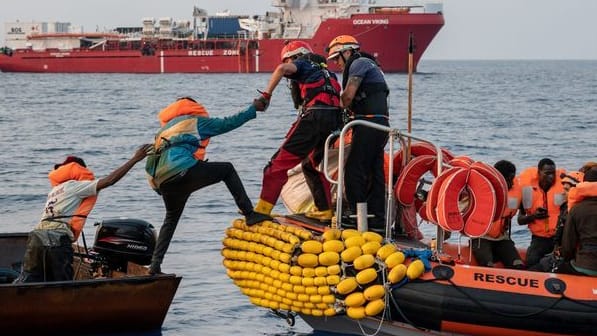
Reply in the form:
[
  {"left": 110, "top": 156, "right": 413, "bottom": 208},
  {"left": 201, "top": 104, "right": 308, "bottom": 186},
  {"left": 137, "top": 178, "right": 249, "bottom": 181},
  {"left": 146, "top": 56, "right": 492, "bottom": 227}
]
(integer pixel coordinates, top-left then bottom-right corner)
[{"left": 221, "top": 120, "right": 597, "bottom": 336}]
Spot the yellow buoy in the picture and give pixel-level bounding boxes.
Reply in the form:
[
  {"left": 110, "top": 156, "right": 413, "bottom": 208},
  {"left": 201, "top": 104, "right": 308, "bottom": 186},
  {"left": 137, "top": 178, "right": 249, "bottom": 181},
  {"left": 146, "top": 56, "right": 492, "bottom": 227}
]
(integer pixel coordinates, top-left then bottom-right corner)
[
  {"left": 376, "top": 243, "right": 397, "bottom": 261},
  {"left": 346, "top": 306, "right": 366, "bottom": 320},
  {"left": 301, "top": 240, "right": 323, "bottom": 254},
  {"left": 355, "top": 268, "right": 378, "bottom": 285},
  {"left": 302, "top": 267, "right": 316, "bottom": 278},
  {"left": 363, "top": 284, "right": 385, "bottom": 301},
  {"left": 318, "top": 251, "right": 340, "bottom": 266},
  {"left": 327, "top": 264, "right": 341, "bottom": 275},
  {"left": 326, "top": 275, "right": 340, "bottom": 285},
  {"left": 353, "top": 254, "right": 376, "bottom": 270},
  {"left": 388, "top": 263, "right": 407, "bottom": 284},
  {"left": 322, "top": 239, "right": 345, "bottom": 253},
  {"left": 324, "top": 307, "right": 337, "bottom": 317},
  {"left": 290, "top": 266, "right": 303, "bottom": 276},
  {"left": 314, "top": 266, "right": 328, "bottom": 277},
  {"left": 365, "top": 298, "right": 385, "bottom": 316},
  {"left": 297, "top": 253, "right": 319, "bottom": 268},
  {"left": 344, "top": 235, "right": 366, "bottom": 248},
  {"left": 336, "top": 277, "right": 358, "bottom": 295},
  {"left": 361, "top": 241, "right": 382, "bottom": 255},
  {"left": 362, "top": 231, "right": 384, "bottom": 243},
  {"left": 341, "top": 246, "right": 362, "bottom": 263},
  {"left": 322, "top": 228, "right": 342, "bottom": 241},
  {"left": 345, "top": 292, "right": 366, "bottom": 307},
  {"left": 406, "top": 259, "right": 425, "bottom": 280},
  {"left": 385, "top": 251, "right": 406, "bottom": 269},
  {"left": 341, "top": 229, "right": 361, "bottom": 240}
]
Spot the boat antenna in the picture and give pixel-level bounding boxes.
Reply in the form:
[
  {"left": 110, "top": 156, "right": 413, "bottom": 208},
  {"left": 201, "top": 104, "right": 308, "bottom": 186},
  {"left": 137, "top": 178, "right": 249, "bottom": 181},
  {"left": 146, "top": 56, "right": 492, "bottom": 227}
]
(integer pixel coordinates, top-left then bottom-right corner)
[{"left": 406, "top": 32, "right": 415, "bottom": 162}]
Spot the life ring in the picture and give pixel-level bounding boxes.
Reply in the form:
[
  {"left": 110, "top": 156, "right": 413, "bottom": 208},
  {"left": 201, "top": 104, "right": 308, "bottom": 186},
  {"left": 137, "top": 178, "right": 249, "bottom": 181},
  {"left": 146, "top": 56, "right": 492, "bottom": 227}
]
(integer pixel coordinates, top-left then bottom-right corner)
[
  {"left": 394, "top": 154, "right": 438, "bottom": 206},
  {"left": 424, "top": 166, "right": 462, "bottom": 224},
  {"left": 429, "top": 163, "right": 502, "bottom": 238},
  {"left": 448, "top": 155, "right": 474, "bottom": 168},
  {"left": 392, "top": 142, "right": 454, "bottom": 171},
  {"left": 460, "top": 169, "right": 497, "bottom": 237},
  {"left": 469, "top": 161, "right": 508, "bottom": 222}
]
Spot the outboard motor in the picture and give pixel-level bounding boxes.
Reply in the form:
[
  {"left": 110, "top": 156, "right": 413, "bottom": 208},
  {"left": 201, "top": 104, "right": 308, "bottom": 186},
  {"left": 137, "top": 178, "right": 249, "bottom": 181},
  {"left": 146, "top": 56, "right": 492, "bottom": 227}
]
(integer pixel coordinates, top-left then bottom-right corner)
[{"left": 93, "top": 218, "right": 156, "bottom": 272}]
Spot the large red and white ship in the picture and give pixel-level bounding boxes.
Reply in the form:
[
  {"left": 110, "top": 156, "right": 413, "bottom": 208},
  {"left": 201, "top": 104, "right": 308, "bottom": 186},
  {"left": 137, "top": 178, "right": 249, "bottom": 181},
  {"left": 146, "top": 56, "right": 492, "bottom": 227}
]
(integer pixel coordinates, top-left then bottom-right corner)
[{"left": 0, "top": 0, "right": 444, "bottom": 73}]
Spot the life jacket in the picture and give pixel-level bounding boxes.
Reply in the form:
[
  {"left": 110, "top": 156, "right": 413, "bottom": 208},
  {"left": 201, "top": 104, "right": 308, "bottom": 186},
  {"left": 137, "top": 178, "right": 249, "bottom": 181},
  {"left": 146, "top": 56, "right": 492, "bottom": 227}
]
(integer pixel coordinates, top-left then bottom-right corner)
[
  {"left": 341, "top": 52, "right": 389, "bottom": 118},
  {"left": 299, "top": 65, "right": 341, "bottom": 108},
  {"left": 568, "top": 181, "right": 597, "bottom": 210},
  {"left": 519, "top": 167, "right": 566, "bottom": 238},
  {"left": 157, "top": 98, "right": 210, "bottom": 160},
  {"left": 485, "top": 176, "right": 522, "bottom": 239},
  {"left": 47, "top": 162, "right": 97, "bottom": 240}
]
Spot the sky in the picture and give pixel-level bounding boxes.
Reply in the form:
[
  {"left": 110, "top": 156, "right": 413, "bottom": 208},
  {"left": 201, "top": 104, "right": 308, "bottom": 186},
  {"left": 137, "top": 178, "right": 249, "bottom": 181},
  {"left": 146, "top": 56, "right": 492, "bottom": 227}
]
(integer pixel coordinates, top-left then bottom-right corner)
[{"left": 2, "top": 0, "right": 597, "bottom": 60}]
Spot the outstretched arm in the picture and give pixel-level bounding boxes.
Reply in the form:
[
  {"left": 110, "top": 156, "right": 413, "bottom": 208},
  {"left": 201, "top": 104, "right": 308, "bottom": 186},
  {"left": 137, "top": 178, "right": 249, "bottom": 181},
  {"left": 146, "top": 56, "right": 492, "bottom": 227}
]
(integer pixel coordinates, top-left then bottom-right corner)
[
  {"left": 263, "top": 63, "right": 298, "bottom": 96},
  {"left": 97, "top": 144, "right": 152, "bottom": 191}
]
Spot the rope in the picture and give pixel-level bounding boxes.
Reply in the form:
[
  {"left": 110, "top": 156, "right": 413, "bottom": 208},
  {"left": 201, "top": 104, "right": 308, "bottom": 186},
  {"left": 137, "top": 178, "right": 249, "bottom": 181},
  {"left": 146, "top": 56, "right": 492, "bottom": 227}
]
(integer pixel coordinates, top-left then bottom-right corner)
[{"left": 444, "top": 277, "right": 564, "bottom": 318}]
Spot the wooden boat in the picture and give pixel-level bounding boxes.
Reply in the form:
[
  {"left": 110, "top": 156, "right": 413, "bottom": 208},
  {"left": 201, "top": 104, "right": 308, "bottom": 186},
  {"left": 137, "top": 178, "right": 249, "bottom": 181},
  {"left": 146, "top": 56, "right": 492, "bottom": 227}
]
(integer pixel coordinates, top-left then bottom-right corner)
[
  {"left": 0, "top": 218, "right": 181, "bottom": 335},
  {"left": 221, "top": 120, "right": 597, "bottom": 336}
]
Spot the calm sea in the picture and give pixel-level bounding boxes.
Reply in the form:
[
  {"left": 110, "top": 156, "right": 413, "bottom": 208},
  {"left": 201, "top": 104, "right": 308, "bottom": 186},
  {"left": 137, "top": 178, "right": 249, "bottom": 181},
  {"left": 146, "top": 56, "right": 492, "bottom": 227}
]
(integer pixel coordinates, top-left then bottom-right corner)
[{"left": 1, "top": 60, "right": 596, "bottom": 335}]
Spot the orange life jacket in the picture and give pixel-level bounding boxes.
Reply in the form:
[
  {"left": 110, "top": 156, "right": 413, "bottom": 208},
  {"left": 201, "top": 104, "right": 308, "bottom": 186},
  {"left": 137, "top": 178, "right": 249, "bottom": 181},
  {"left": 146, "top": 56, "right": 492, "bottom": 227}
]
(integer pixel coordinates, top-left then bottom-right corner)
[
  {"left": 485, "top": 177, "right": 522, "bottom": 239},
  {"left": 568, "top": 181, "right": 597, "bottom": 210},
  {"left": 47, "top": 162, "right": 97, "bottom": 240},
  {"left": 519, "top": 167, "right": 565, "bottom": 238},
  {"left": 157, "top": 98, "right": 210, "bottom": 160}
]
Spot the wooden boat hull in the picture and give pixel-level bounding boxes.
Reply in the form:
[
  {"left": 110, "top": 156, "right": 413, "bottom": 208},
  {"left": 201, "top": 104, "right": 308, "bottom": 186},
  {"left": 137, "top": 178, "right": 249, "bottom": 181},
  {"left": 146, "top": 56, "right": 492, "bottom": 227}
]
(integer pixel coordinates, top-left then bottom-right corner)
[{"left": 0, "top": 233, "right": 181, "bottom": 335}]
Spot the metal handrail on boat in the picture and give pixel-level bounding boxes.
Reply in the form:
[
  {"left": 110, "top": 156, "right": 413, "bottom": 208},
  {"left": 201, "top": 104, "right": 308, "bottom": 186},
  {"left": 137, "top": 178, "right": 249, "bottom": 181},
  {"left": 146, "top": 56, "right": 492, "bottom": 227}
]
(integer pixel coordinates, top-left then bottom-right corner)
[{"left": 323, "top": 119, "right": 445, "bottom": 248}]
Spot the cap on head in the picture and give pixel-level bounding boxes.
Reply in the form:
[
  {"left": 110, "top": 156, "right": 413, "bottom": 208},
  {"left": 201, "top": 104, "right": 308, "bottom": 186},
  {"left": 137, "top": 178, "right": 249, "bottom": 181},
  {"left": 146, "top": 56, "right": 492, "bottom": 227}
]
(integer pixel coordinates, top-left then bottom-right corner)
[
  {"left": 280, "top": 40, "right": 313, "bottom": 62},
  {"left": 54, "top": 156, "right": 86, "bottom": 170},
  {"left": 326, "top": 35, "right": 360, "bottom": 60}
]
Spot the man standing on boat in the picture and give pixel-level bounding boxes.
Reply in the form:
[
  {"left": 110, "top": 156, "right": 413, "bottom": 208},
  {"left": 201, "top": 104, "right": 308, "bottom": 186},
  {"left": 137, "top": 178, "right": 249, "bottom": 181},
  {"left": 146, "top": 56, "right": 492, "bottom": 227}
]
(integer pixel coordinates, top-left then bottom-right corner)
[
  {"left": 252, "top": 41, "right": 342, "bottom": 222},
  {"left": 145, "top": 97, "right": 270, "bottom": 275},
  {"left": 16, "top": 146, "right": 151, "bottom": 282},
  {"left": 326, "top": 35, "right": 390, "bottom": 234},
  {"left": 518, "top": 158, "right": 565, "bottom": 269}
]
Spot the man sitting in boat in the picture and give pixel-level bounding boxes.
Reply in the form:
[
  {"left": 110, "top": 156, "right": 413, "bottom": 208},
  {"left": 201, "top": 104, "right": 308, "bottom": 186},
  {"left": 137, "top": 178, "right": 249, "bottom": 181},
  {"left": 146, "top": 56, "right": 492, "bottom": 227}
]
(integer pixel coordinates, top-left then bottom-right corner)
[
  {"left": 517, "top": 158, "right": 565, "bottom": 269},
  {"left": 556, "top": 166, "right": 597, "bottom": 276},
  {"left": 471, "top": 160, "right": 524, "bottom": 269},
  {"left": 252, "top": 41, "right": 342, "bottom": 223},
  {"left": 15, "top": 146, "right": 151, "bottom": 282},
  {"left": 529, "top": 170, "right": 583, "bottom": 272}
]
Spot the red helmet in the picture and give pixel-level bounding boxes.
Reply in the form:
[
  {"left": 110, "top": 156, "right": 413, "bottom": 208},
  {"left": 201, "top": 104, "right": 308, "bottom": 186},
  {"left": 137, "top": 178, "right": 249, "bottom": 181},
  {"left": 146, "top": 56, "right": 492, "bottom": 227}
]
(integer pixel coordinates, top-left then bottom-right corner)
[{"left": 280, "top": 40, "right": 313, "bottom": 62}]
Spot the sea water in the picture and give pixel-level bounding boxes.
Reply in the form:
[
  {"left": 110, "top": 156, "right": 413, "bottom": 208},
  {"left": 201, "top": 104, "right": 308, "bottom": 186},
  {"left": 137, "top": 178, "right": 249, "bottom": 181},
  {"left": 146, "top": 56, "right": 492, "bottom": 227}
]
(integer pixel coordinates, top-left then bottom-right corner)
[{"left": 1, "top": 60, "right": 596, "bottom": 335}]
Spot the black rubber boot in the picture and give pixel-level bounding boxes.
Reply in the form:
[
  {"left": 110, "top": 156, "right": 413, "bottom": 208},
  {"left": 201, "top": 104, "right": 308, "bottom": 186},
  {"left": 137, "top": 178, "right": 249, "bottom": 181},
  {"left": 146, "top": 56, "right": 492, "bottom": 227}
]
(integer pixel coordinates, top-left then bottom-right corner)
[{"left": 245, "top": 211, "right": 273, "bottom": 226}]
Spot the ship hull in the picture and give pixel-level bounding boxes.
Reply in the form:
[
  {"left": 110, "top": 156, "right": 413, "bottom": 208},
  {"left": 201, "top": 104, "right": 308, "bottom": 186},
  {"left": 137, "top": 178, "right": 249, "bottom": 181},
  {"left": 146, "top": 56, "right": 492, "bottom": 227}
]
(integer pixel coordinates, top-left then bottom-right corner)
[{"left": 0, "top": 13, "right": 444, "bottom": 73}]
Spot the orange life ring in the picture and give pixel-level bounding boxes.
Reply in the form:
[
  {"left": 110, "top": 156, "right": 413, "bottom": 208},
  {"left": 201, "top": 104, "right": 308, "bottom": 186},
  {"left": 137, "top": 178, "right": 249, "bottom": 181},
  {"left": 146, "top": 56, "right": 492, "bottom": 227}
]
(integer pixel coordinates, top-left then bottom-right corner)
[
  {"left": 427, "top": 161, "right": 504, "bottom": 237},
  {"left": 394, "top": 154, "right": 438, "bottom": 205},
  {"left": 425, "top": 166, "right": 462, "bottom": 224}
]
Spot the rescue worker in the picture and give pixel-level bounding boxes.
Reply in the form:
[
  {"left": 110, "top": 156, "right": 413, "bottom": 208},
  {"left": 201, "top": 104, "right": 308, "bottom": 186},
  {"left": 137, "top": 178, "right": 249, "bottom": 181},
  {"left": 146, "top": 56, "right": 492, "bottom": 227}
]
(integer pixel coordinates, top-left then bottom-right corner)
[
  {"left": 326, "top": 35, "right": 390, "bottom": 234},
  {"left": 517, "top": 158, "right": 566, "bottom": 269},
  {"left": 145, "top": 97, "right": 270, "bottom": 275},
  {"left": 471, "top": 160, "right": 524, "bottom": 269},
  {"left": 557, "top": 167, "right": 597, "bottom": 276},
  {"left": 253, "top": 41, "right": 342, "bottom": 222},
  {"left": 16, "top": 146, "right": 151, "bottom": 282}
]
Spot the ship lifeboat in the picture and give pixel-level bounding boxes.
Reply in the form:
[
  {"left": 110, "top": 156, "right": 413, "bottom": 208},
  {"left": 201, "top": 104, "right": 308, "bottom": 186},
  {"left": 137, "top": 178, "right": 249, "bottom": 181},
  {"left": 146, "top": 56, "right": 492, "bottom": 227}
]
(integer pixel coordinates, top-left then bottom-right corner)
[{"left": 372, "top": 7, "right": 411, "bottom": 15}]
